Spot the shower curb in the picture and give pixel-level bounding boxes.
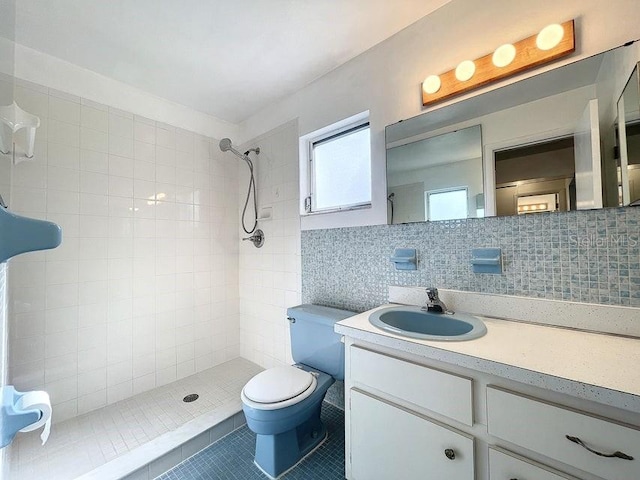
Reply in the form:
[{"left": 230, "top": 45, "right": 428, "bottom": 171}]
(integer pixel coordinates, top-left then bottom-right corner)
[{"left": 76, "top": 403, "right": 247, "bottom": 480}]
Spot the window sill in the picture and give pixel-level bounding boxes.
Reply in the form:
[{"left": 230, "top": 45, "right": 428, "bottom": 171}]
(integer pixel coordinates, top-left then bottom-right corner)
[{"left": 302, "top": 203, "right": 372, "bottom": 217}]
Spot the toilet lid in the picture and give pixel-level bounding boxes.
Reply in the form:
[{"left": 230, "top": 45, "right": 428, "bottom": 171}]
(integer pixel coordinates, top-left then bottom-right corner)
[{"left": 243, "top": 366, "right": 314, "bottom": 404}]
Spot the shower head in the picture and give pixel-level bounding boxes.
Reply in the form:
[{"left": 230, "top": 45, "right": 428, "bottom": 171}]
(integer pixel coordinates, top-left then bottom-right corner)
[
  {"left": 220, "top": 138, "right": 236, "bottom": 153},
  {"left": 220, "top": 138, "right": 260, "bottom": 236},
  {"left": 219, "top": 138, "right": 252, "bottom": 165}
]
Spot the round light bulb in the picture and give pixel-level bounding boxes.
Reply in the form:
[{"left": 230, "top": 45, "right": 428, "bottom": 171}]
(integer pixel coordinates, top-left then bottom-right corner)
[
  {"left": 536, "top": 24, "right": 564, "bottom": 51},
  {"left": 455, "top": 60, "right": 476, "bottom": 81},
  {"left": 422, "top": 75, "right": 441, "bottom": 94},
  {"left": 492, "top": 44, "right": 516, "bottom": 67}
]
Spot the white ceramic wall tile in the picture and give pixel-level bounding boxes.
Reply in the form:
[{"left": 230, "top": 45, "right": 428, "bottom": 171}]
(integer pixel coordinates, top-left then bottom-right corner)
[
  {"left": 8, "top": 82, "right": 240, "bottom": 419},
  {"left": 238, "top": 121, "right": 301, "bottom": 369}
]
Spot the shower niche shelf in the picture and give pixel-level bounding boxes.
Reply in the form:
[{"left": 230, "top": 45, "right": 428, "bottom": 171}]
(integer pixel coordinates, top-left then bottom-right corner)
[{"left": 0, "top": 207, "right": 62, "bottom": 263}]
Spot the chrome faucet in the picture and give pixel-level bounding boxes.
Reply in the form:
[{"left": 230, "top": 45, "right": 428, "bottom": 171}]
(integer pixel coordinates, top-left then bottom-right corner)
[{"left": 423, "top": 287, "right": 453, "bottom": 314}]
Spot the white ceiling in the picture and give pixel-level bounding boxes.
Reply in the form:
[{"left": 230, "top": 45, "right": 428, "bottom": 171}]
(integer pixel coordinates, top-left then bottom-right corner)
[{"left": 15, "top": 0, "right": 452, "bottom": 123}]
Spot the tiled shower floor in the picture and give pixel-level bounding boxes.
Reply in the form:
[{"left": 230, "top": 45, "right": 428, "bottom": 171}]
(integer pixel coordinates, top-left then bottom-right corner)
[
  {"left": 158, "top": 402, "right": 345, "bottom": 480},
  {"left": 8, "top": 358, "right": 262, "bottom": 480}
]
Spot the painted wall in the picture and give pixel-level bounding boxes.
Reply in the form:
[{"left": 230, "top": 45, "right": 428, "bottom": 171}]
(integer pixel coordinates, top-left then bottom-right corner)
[
  {"left": 240, "top": 0, "right": 640, "bottom": 229},
  {"left": 6, "top": 80, "right": 240, "bottom": 422},
  {"left": 238, "top": 121, "right": 301, "bottom": 369},
  {"left": 237, "top": 0, "right": 640, "bottom": 372}
]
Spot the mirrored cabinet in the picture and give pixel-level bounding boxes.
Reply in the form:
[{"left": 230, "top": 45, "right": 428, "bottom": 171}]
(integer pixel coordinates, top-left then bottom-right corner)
[
  {"left": 617, "top": 64, "right": 640, "bottom": 206},
  {"left": 386, "top": 41, "right": 640, "bottom": 224}
]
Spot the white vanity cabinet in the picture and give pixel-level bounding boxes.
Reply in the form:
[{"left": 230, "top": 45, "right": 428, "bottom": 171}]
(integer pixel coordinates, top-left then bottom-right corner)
[
  {"left": 487, "top": 387, "right": 640, "bottom": 480},
  {"left": 350, "top": 389, "right": 474, "bottom": 480},
  {"left": 347, "top": 345, "right": 476, "bottom": 479},
  {"left": 344, "top": 341, "right": 640, "bottom": 480}
]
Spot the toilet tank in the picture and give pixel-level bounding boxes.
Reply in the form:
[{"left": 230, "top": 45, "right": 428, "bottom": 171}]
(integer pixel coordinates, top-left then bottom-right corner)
[{"left": 287, "top": 304, "right": 355, "bottom": 381}]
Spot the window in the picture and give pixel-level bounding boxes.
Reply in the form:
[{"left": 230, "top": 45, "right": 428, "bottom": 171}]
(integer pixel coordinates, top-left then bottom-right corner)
[
  {"left": 425, "top": 188, "right": 468, "bottom": 221},
  {"left": 301, "top": 114, "right": 371, "bottom": 215}
]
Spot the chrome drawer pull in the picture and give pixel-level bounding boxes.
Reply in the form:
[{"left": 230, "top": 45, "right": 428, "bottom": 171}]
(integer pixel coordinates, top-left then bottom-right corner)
[{"left": 565, "top": 435, "right": 634, "bottom": 460}]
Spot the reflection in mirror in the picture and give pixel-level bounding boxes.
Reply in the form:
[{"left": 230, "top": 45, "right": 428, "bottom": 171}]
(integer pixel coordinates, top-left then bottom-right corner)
[
  {"left": 386, "top": 40, "right": 640, "bottom": 224},
  {"left": 617, "top": 65, "right": 640, "bottom": 205},
  {"left": 386, "top": 125, "right": 483, "bottom": 223},
  {"left": 495, "top": 137, "right": 575, "bottom": 216}
]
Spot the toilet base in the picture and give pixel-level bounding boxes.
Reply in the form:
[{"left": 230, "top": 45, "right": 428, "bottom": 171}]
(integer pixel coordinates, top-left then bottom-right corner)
[{"left": 253, "top": 401, "right": 327, "bottom": 479}]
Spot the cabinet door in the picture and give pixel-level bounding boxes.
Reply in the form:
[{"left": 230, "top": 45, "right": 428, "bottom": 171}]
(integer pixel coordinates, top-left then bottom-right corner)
[
  {"left": 350, "top": 389, "right": 474, "bottom": 480},
  {"left": 489, "top": 447, "right": 578, "bottom": 480}
]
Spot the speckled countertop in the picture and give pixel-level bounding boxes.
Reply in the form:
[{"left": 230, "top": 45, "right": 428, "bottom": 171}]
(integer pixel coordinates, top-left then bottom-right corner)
[{"left": 335, "top": 305, "right": 640, "bottom": 414}]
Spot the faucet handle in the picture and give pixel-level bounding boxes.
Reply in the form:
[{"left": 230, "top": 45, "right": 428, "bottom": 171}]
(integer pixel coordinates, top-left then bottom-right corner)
[{"left": 425, "top": 287, "right": 439, "bottom": 302}]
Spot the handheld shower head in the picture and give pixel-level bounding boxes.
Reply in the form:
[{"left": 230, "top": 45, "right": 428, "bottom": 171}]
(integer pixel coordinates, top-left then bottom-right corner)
[
  {"left": 219, "top": 138, "right": 251, "bottom": 165},
  {"left": 219, "top": 137, "right": 261, "bottom": 237},
  {"left": 219, "top": 138, "right": 233, "bottom": 152}
]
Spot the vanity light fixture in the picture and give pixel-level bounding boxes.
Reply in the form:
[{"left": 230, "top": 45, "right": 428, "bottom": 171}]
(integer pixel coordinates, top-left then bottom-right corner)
[
  {"left": 517, "top": 203, "right": 548, "bottom": 213},
  {"left": 536, "top": 24, "right": 565, "bottom": 51},
  {"left": 455, "top": 60, "right": 476, "bottom": 81},
  {"left": 421, "top": 19, "right": 575, "bottom": 107},
  {"left": 422, "top": 75, "right": 442, "bottom": 94},
  {"left": 492, "top": 44, "right": 516, "bottom": 68}
]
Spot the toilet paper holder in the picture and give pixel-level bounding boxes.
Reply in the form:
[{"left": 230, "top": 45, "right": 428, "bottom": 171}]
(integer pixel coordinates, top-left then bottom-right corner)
[{"left": 1, "top": 386, "right": 43, "bottom": 449}]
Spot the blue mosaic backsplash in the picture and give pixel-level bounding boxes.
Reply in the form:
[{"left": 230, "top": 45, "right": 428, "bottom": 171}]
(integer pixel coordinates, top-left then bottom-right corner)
[{"left": 302, "top": 208, "right": 640, "bottom": 312}]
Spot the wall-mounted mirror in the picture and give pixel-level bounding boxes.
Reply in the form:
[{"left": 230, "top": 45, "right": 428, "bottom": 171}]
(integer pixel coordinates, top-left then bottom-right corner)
[
  {"left": 387, "top": 125, "right": 483, "bottom": 223},
  {"left": 386, "top": 40, "right": 640, "bottom": 223},
  {"left": 617, "top": 64, "right": 640, "bottom": 206}
]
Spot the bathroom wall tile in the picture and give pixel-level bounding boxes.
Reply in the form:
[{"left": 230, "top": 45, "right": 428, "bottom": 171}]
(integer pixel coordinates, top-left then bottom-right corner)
[
  {"left": 109, "top": 134, "right": 134, "bottom": 158},
  {"left": 48, "top": 143, "right": 80, "bottom": 169},
  {"left": 80, "top": 149, "right": 109, "bottom": 173},
  {"left": 48, "top": 166, "right": 79, "bottom": 191},
  {"left": 49, "top": 96, "right": 81, "bottom": 125},
  {"left": 301, "top": 208, "right": 640, "bottom": 311},
  {"left": 156, "top": 126, "right": 176, "bottom": 150},
  {"left": 135, "top": 141, "right": 156, "bottom": 162},
  {"left": 156, "top": 146, "right": 175, "bottom": 166},
  {"left": 10, "top": 187, "right": 47, "bottom": 213},
  {"left": 8, "top": 84, "right": 239, "bottom": 422},
  {"left": 107, "top": 380, "right": 133, "bottom": 403},
  {"left": 49, "top": 119, "right": 80, "bottom": 147},
  {"left": 77, "top": 368, "right": 107, "bottom": 396},
  {"left": 44, "top": 352, "right": 78, "bottom": 383},
  {"left": 80, "top": 127, "right": 109, "bottom": 153},
  {"left": 81, "top": 105, "right": 109, "bottom": 132},
  {"left": 77, "top": 389, "right": 107, "bottom": 415},
  {"left": 109, "top": 113, "right": 134, "bottom": 138},
  {"left": 46, "top": 376, "right": 78, "bottom": 405},
  {"left": 238, "top": 120, "right": 299, "bottom": 369},
  {"left": 134, "top": 121, "right": 156, "bottom": 144}
]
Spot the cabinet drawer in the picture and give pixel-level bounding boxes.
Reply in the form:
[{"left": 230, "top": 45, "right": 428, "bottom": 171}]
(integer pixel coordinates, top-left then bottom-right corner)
[
  {"left": 489, "top": 447, "right": 578, "bottom": 480},
  {"left": 351, "top": 389, "right": 474, "bottom": 480},
  {"left": 350, "top": 346, "right": 473, "bottom": 425},
  {"left": 487, "top": 387, "right": 640, "bottom": 480}
]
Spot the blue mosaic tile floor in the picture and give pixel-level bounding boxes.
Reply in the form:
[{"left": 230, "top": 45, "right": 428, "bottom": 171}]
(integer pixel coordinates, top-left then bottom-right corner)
[{"left": 156, "top": 402, "right": 345, "bottom": 480}]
